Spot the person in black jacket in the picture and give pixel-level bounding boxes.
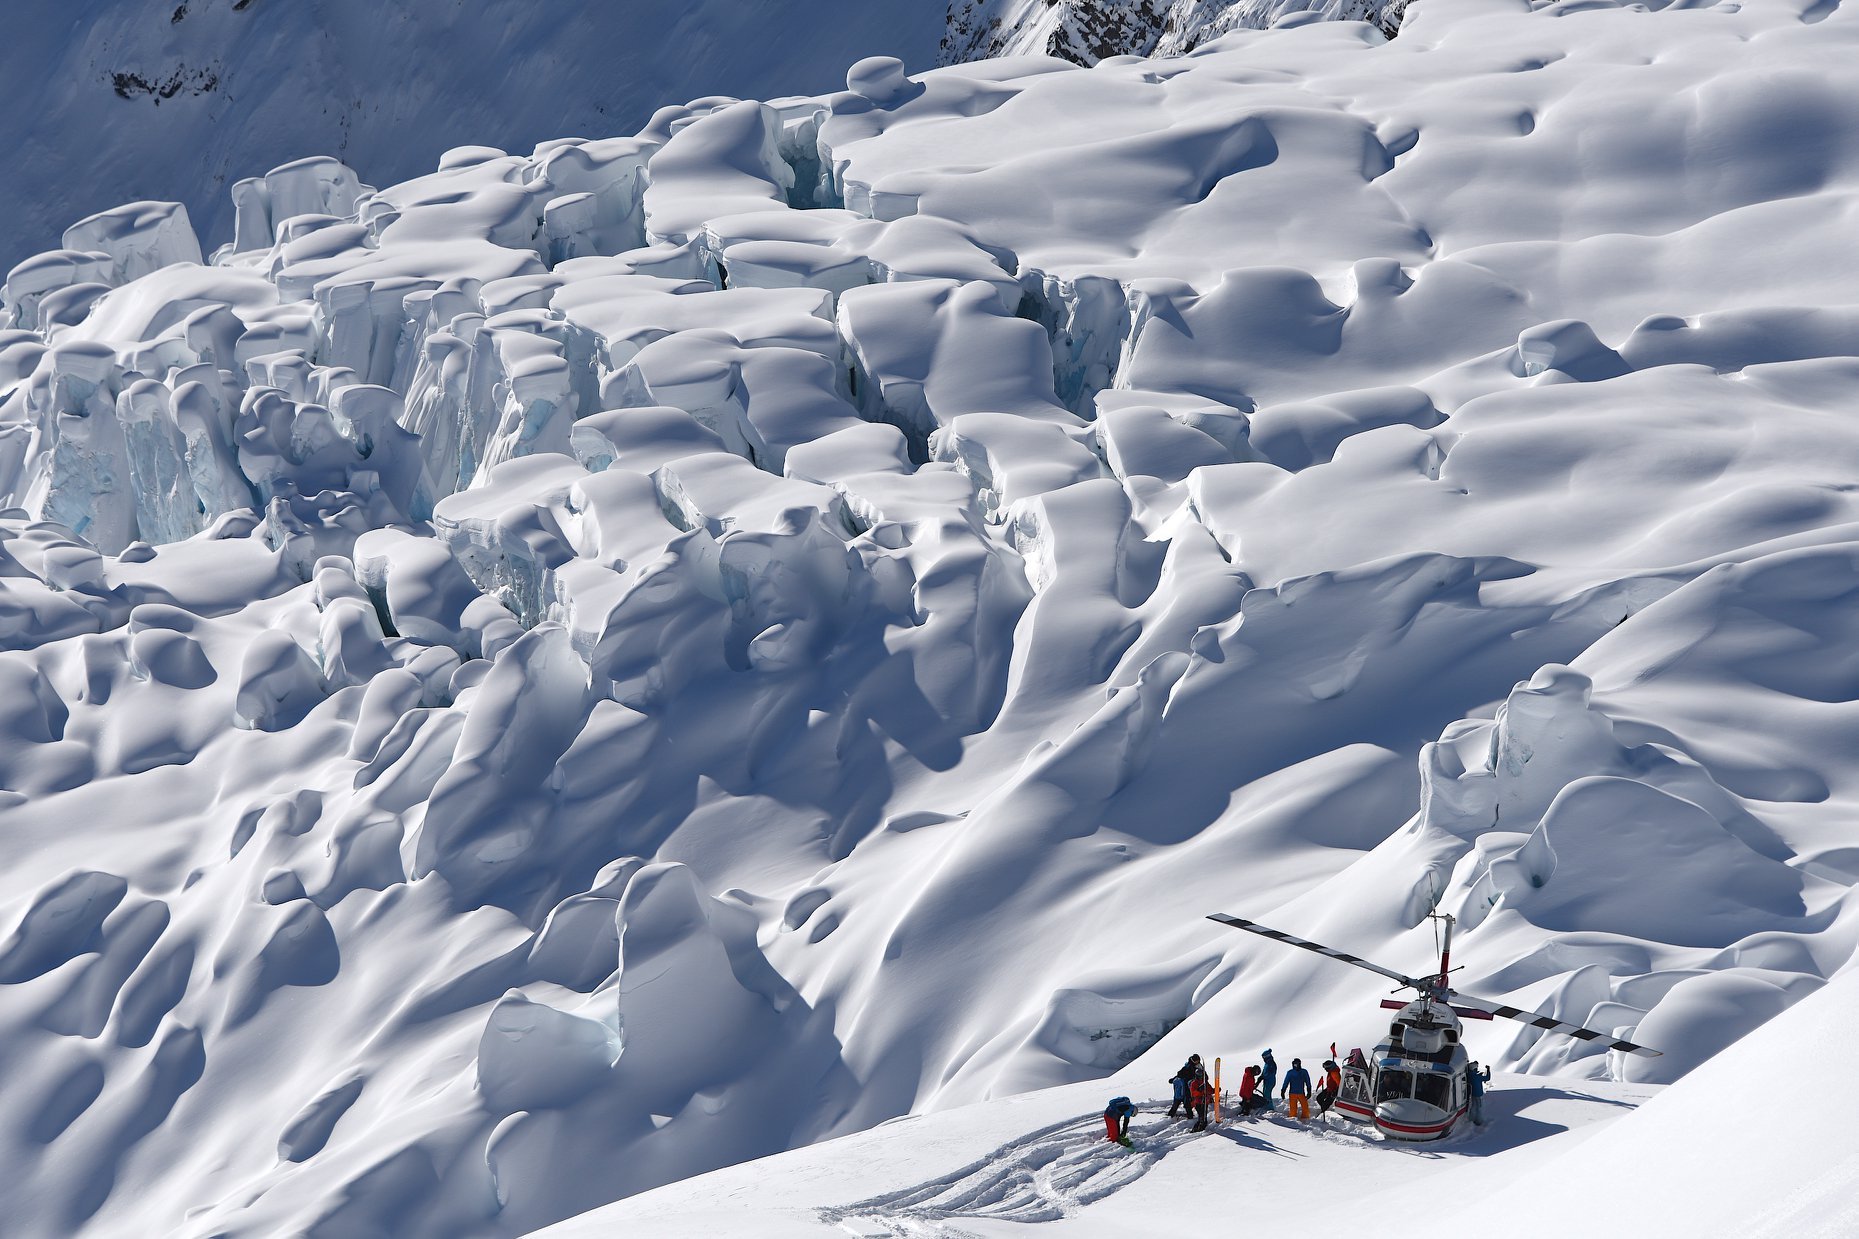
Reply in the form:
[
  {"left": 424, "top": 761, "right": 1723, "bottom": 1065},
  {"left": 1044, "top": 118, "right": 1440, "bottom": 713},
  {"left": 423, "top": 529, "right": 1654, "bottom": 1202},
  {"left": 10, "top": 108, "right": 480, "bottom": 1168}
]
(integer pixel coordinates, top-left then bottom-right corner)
[{"left": 1168, "top": 1054, "right": 1203, "bottom": 1118}]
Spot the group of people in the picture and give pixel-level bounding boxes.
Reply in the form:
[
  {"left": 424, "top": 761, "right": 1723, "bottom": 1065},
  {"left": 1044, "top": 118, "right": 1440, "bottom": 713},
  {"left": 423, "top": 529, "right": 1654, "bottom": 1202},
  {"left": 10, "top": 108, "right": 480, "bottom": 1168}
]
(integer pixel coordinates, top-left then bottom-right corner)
[
  {"left": 1230, "top": 1049, "right": 1342, "bottom": 1120},
  {"left": 1103, "top": 1047, "right": 1497, "bottom": 1145},
  {"left": 1100, "top": 1041, "right": 1353, "bottom": 1138},
  {"left": 1103, "top": 1047, "right": 1348, "bottom": 1144},
  {"left": 1165, "top": 1054, "right": 1218, "bottom": 1131}
]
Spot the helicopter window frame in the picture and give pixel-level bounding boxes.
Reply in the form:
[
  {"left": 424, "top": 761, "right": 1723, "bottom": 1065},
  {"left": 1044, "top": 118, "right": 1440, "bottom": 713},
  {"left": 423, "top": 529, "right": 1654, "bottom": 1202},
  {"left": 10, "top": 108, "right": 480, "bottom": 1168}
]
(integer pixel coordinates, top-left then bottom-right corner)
[
  {"left": 1413, "top": 1071, "right": 1452, "bottom": 1111},
  {"left": 1375, "top": 1068, "right": 1414, "bottom": 1103}
]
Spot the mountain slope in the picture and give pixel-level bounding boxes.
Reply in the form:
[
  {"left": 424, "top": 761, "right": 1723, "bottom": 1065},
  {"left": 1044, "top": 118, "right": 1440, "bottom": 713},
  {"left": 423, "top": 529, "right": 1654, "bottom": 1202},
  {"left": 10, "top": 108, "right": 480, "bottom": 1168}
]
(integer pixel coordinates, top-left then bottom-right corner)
[{"left": 1, "top": 0, "right": 1858, "bottom": 1234}]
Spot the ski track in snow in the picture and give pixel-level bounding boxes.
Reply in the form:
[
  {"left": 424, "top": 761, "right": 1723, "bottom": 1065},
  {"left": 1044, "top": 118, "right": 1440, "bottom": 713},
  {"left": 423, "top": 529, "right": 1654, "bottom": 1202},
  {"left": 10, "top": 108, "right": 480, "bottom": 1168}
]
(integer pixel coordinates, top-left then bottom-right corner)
[{"left": 822, "top": 1108, "right": 1206, "bottom": 1235}]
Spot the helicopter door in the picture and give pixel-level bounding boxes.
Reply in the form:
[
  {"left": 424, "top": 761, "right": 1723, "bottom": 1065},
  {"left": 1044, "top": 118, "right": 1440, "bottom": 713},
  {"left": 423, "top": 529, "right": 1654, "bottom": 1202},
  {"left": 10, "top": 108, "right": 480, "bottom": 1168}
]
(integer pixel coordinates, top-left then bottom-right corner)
[{"left": 1334, "top": 1065, "right": 1373, "bottom": 1121}]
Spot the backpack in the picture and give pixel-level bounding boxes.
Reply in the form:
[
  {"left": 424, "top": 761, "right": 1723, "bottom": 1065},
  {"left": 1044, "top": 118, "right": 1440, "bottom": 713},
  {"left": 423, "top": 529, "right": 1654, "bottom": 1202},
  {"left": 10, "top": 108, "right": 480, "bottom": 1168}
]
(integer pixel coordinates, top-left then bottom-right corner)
[{"left": 1107, "top": 1096, "right": 1134, "bottom": 1117}]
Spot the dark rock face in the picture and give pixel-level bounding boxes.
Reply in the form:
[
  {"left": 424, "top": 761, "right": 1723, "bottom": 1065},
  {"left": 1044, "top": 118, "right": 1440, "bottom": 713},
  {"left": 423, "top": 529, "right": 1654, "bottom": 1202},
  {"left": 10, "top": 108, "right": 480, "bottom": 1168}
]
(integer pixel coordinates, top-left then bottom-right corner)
[
  {"left": 1047, "top": 0, "right": 1171, "bottom": 64},
  {"left": 942, "top": 0, "right": 1408, "bottom": 68}
]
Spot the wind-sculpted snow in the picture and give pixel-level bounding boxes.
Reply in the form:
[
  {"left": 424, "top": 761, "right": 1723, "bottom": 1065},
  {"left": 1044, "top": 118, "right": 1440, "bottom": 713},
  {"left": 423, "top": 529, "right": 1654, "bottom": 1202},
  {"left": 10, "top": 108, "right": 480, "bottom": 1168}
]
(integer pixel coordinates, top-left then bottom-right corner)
[{"left": 4, "top": 0, "right": 1859, "bottom": 1233}]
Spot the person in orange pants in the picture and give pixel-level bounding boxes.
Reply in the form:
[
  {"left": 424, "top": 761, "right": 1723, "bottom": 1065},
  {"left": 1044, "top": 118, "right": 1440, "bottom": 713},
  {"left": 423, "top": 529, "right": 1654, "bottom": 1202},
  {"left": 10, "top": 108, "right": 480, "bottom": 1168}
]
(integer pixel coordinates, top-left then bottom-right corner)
[{"left": 1282, "top": 1058, "right": 1313, "bottom": 1120}]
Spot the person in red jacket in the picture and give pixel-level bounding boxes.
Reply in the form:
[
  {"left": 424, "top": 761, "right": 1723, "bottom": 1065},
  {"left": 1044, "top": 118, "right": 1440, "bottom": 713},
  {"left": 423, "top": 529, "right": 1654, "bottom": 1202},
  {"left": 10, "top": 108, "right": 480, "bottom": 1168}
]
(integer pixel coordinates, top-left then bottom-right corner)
[
  {"left": 1188, "top": 1070, "right": 1216, "bottom": 1131},
  {"left": 1315, "top": 1059, "right": 1343, "bottom": 1115},
  {"left": 1236, "top": 1064, "right": 1264, "bottom": 1117}
]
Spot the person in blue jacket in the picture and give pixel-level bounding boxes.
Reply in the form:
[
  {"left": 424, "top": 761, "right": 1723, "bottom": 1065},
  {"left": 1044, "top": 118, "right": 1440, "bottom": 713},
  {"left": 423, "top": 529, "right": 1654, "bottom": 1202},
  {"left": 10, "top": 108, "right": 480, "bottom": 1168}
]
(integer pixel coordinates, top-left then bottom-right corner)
[
  {"left": 1467, "top": 1061, "right": 1490, "bottom": 1125},
  {"left": 1258, "top": 1049, "right": 1278, "bottom": 1111},
  {"left": 1281, "top": 1057, "right": 1313, "bottom": 1120},
  {"left": 1104, "top": 1095, "right": 1138, "bottom": 1146}
]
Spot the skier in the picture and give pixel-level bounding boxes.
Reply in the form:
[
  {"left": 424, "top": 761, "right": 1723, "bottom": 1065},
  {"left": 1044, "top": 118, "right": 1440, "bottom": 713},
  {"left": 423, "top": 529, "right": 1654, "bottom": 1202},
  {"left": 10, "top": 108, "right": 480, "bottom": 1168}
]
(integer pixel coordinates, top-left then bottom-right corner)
[
  {"left": 1282, "top": 1057, "right": 1313, "bottom": 1120},
  {"left": 1236, "top": 1064, "right": 1265, "bottom": 1116},
  {"left": 1189, "top": 1069, "right": 1216, "bottom": 1132},
  {"left": 1168, "top": 1054, "right": 1203, "bottom": 1118},
  {"left": 1314, "top": 1058, "right": 1342, "bottom": 1115},
  {"left": 1104, "top": 1095, "right": 1138, "bottom": 1146},
  {"left": 1467, "top": 1062, "right": 1490, "bottom": 1125},
  {"left": 1258, "top": 1049, "right": 1278, "bottom": 1111}
]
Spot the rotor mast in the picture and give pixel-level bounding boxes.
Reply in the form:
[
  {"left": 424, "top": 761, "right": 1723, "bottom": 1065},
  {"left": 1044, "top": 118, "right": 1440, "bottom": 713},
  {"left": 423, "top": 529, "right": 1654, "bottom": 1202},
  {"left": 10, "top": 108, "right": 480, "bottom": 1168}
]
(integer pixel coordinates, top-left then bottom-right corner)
[{"left": 1434, "top": 912, "right": 1454, "bottom": 1000}]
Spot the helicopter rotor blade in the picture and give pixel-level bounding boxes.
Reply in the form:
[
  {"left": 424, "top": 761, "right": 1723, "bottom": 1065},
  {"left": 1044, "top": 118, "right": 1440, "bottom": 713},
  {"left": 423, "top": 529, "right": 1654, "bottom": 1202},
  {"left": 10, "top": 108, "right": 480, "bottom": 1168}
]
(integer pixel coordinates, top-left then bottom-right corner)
[
  {"left": 1206, "top": 914, "right": 1428, "bottom": 991},
  {"left": 1443, "top": 990, "right": 1663, "bottom": 1058}
]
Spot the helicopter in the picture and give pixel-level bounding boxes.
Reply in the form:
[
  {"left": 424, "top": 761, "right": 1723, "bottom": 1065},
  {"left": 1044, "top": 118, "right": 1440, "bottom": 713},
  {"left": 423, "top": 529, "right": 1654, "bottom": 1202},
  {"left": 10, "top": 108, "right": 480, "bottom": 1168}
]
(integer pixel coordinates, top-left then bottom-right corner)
[{"left": 1207, "top": 911, "right": 1661, "bottom": 1142}]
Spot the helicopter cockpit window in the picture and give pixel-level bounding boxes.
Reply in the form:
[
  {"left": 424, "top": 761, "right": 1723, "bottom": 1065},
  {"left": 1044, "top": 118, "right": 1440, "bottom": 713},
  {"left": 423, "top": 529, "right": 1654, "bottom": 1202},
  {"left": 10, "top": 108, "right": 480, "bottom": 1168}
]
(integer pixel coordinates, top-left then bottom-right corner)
[
  {"left": 1375, "top": 1069, "right": 1413, "bottom": 1103},
  {"left": 1414, "top": 1072, "right": 1452, "bottom": 1110}
]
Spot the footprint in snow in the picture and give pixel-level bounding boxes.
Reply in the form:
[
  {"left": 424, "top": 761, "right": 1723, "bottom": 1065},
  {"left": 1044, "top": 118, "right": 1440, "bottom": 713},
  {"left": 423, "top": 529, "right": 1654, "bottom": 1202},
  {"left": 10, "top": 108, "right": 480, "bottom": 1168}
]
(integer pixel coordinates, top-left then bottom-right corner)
[{"left": 821, "top": 1109, "right": 1203, "bottom": 1237}]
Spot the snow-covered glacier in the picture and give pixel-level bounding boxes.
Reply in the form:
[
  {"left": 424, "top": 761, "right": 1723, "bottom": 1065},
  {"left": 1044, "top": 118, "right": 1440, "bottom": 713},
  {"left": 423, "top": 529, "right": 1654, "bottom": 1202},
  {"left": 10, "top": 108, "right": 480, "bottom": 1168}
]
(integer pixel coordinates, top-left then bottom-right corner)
[{"left": 4, "top": 0, "right": 1859, "bottom": 1233}]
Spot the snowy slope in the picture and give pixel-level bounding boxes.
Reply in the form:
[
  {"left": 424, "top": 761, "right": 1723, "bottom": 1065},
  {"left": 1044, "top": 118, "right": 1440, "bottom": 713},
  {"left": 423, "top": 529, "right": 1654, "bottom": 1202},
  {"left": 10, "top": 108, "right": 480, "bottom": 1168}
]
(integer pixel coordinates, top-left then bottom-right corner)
[
  {"left": 536, "top": 1075, "right": 1658, "bottom": 1236},
  {"left": 3, "top": 0, "right": 1859, "bottom": 1234},
  {"left": 542, "top": 966, "right": 1859, "bottom": 1236},
  {"left": 0, "top": 0, "right": 944, "bottom": 271}
]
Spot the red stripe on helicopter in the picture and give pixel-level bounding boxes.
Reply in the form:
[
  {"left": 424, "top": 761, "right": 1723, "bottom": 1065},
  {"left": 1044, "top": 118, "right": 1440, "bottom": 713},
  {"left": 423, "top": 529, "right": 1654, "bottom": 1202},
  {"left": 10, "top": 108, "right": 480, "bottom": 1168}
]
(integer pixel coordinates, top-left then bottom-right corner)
[{"left": 1333, "top": 1099, "right": 1374, "bottom": 1119}]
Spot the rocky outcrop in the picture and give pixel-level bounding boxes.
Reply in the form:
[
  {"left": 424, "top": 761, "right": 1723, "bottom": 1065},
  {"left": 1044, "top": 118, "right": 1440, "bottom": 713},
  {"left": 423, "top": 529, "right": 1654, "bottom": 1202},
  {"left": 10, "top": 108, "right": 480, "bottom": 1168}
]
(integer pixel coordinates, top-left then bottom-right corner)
[{"left": 942, "top": 0, "right": 1408, "bottom": 67}]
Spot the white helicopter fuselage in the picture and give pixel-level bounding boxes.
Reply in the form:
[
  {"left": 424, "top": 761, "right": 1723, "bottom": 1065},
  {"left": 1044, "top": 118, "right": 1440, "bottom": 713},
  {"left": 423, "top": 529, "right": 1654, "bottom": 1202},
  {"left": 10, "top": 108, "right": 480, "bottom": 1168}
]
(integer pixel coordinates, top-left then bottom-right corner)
[{"left": 1332, "top": 997, "right": 1470, "bottom": 1141}]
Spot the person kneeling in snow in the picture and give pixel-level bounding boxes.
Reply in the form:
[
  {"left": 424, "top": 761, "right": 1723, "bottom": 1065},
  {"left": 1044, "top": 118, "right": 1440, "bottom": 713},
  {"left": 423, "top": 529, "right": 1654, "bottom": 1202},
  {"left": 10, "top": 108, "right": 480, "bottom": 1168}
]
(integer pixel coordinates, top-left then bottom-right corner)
[
  {"left": 1237, "top": 1064, "right": 1267, "bottom": 1115},
  {"left": 1188, "top": 1071, "right": 1216, "bottom": 1131},
  {"left": 1315, "top": 1058, "right": 1341, "bottom": 1115},
  {"left": 1104, "top": 1096, "right": 1138, "bottom": 1146},
  {"left": 1282, "top": 1057, "right": 1313, "bottom": 1120},
  {"left": 1168, "top": 1054, "right": 1203, "bottom": 1117}
]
